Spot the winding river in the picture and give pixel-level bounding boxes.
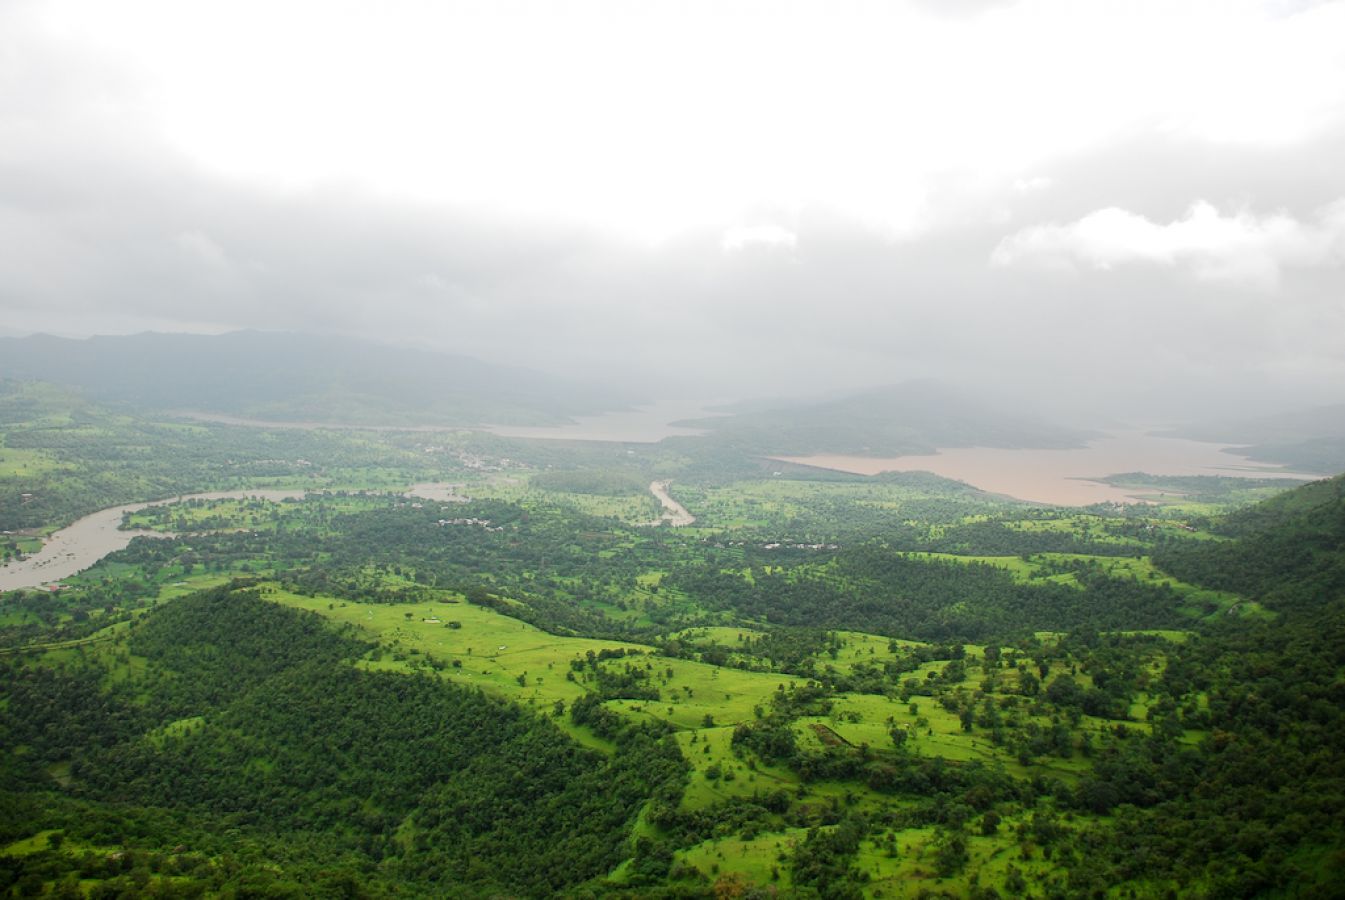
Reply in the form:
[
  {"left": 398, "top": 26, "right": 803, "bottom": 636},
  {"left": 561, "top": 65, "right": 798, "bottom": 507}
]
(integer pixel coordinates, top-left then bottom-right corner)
[{"left": 0, "top": 490, "right": 309, "bottom": 592}]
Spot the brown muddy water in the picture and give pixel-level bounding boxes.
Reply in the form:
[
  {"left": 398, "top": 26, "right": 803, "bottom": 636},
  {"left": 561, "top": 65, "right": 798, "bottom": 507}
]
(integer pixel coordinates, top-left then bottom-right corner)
[
  {"left": 0, "top": 489, "right": 309, "bottom": 592},
  {"left": 647, "top": 480, "right": 695, "bottom": 527},
  {"left": 774, "top": 432, "right": 1319, "bottom": 506}
]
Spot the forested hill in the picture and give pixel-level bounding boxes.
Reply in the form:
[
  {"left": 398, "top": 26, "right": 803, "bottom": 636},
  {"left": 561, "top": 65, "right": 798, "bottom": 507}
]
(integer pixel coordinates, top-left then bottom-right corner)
[
  {"left": 0, "top": 331, "right": 632, "bottom": 426},
  {"left": 674, "top": 381, "right": 1092, "bottom": 456},
  {"left": 1104, "top": 476, "right": 1345, "bottom": 894},
  {"left": 0, "top": 585, "right": 685, "bottom": 897},
  {"left": 1155, "top": 473, "right": 1345, "bottom": 612}
]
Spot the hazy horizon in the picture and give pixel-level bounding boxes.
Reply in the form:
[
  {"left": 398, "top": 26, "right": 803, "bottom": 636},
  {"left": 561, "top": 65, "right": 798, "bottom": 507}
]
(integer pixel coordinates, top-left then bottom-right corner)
[{"left": 5, "top": 0, "right": 1345, "bottom": 422}]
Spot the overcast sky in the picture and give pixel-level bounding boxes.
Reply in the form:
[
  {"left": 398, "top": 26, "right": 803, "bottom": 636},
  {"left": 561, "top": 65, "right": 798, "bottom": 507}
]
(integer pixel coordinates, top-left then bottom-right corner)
[{"left": 3, "top": 0, "right": 1345, "bottom": 420}]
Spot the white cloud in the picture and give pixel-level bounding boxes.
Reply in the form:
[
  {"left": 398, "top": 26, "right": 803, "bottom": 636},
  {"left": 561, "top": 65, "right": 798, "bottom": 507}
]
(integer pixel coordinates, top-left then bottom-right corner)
[
  {"left": 5, "top": 0, "right": 1345, "bottom": 410},
  {"left": 721, "top": 224, "right": 798, "bottom": 253},
  {"left": 1011, "top": 176, "right": 1053, "bottom": 194},
  {"left": 991, "top": 200, "right": 1345, "bottom": 289},
  {"left": 19, "top": 0, "right": 1345, "bottom": 239},
  {"left": 174, "top": 231, "right": 229, "bottom": 268}
]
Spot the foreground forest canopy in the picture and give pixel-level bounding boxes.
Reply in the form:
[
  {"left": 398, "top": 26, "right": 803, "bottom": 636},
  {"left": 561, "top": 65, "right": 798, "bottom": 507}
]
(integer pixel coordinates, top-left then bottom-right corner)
[{"left": 2, "top": 379, "right": 1344, "bottom": 898}]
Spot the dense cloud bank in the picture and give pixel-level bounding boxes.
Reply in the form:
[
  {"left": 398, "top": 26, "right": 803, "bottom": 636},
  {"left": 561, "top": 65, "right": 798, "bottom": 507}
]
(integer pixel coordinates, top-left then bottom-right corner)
[{"left": 4, "top": 1, "right": 1345, "bottom": 421}]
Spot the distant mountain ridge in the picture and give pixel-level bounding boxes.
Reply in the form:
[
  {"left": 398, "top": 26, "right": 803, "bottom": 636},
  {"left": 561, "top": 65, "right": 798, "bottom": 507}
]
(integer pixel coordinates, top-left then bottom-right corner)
[
  {"left": 0, "top": 331, "right": 635, "bottom": 426},
  {"left": 1164, "top": 403, "right": 1345, "bottom": 474},
  {"left": 675, "top": 381, "right": 1093, "bottom": 456}
]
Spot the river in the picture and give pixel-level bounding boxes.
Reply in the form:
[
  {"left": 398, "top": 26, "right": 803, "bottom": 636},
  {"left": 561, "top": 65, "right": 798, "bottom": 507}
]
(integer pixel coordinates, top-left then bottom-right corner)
[
  {"left": 648, "top": 480, "right": 695, "bottom": 527},
  {"left": 774, "top": 431, "right": 1319, "bottom": 506},
  {"left": 0, "top": 489, "right": 309, "bottom": 592}
]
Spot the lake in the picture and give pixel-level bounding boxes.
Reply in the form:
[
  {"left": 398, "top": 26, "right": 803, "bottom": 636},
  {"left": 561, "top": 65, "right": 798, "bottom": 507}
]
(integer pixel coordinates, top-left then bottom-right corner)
[{"left": 774, "top": 431, "right": 1318, "bottom": 506}]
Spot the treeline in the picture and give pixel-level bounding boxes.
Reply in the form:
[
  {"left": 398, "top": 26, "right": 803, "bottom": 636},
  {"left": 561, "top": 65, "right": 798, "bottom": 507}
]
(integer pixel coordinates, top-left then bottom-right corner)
[
  {"left": 670, "top": 546, "right": 1186, "bottom": 643},
  {"left": 919, "top": 520, "right": 1140, "bottom": 557},
  {"left": 108, "top": 499, "right": 667, "bottom": 639}
]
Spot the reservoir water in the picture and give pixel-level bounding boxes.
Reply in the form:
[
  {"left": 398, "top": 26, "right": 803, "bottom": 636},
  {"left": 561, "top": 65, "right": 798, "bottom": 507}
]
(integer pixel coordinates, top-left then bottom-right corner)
[{"left": 775, "top": 431, "right": 1319, "bottom": 506}]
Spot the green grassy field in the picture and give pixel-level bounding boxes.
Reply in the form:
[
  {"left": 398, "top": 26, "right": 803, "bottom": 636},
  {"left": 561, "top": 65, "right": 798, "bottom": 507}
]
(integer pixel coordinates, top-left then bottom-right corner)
[
  {"left": 0, "top": 445, "right": 66, "bottom": 479},
  {"left": 676, "top": 829, "right": 803, "bottom": 887},
  {"left": 242, "top": 576, "right": 1192, "bottom": 898}
]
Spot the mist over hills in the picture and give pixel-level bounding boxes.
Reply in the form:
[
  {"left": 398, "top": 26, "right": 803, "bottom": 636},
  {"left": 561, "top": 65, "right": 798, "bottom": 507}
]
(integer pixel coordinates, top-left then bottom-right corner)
[
  {"left": 0, "top": 332, "right": 1096, "bottom": 454},
  {"left": 1164, "top": 404, "right": 1345, "bottom": 474},
  {"left": 676, "top": 381, "right": 1094, "bottom": 456},
  {"left": 4, "top": 330, "right": 1344, "bottom": 476},
  {"left": 0, "top": 331, "right": 636, "bottom": 426}
]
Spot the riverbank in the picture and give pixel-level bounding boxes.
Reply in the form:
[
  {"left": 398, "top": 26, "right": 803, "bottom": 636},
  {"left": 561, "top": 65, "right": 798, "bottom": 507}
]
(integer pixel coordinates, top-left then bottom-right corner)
[
  {"left": 0, "top": 489, "right": 309, "bottom": 592},
  {"left": 647, "top": 480, "right": 695, "bottom": 527}
]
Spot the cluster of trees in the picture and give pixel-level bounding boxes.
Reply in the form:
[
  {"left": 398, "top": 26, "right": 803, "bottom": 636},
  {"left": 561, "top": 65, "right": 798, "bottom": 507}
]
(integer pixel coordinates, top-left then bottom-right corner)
[
  {"left": 917, "top": 520, "right": 1141, "bottom": 557},
  {"left": 529, "top": 467, "right": 652, "bottom": 497},
  {"left": 1154, "top": 473, "right": 1345, "bottom": 612},
  {"left": 669, "top": 546, "right": 1186, "bottom": 643}
]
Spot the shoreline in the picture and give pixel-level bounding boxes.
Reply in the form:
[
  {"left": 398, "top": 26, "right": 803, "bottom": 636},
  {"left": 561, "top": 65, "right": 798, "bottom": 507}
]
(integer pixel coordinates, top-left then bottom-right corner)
[{"left": 770, "top": 431, "right": 1320, "bottom": 507}]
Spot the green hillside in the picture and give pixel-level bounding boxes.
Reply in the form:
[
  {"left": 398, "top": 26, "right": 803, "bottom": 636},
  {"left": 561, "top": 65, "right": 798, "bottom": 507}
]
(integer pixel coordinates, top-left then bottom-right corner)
[
  {"left": 1155, "top": 473, "right": 1345, "bottom": 611},
  {"left": 3, "top": 409, "right": 1344, "bottom": 897}
]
